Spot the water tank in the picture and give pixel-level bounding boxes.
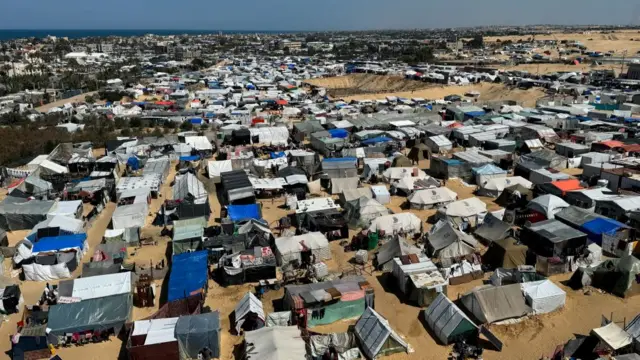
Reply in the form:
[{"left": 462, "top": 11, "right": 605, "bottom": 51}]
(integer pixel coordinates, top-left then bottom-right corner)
[{"left": 596, "top": 179, "right": 609, "bottom": 188}]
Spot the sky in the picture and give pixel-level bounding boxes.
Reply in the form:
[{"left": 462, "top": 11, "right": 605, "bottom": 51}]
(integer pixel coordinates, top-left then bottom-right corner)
[{"left": 1, "top": 0, "right": 639, "bottom": 31}]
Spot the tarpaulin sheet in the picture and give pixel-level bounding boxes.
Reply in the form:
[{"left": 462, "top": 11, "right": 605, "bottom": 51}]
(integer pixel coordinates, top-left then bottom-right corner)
[
  {"left": 227, "top": 204, "right": 261, "bottom": 222},
  {"left": 362, "top": 136, "right": 392, "bottom": 145},
  {"left": 168, "top": 251, "right": 208, "bottom": 302},
  {"left": 175, "top": 311, "right": 221, "bottom": 359},
  {"left": 328, "top": 129, "right": 349, "bottom": 138},
  {"left": 179, "top": 155, "right": 200, "bottom": 162},
  {"left": 580, "top": 217, "right": 627, "bottom": 236},
  {"left": 47, "top": 293, "right": 132, "bottom": 335},
  {"left": 32, "top": 234, "right": 86, "bottom": 253}
]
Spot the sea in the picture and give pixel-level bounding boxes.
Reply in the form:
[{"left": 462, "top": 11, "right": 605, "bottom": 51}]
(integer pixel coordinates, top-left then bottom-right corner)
[{"left": 0, "top": 29, "right": 298, "bottom": 41}]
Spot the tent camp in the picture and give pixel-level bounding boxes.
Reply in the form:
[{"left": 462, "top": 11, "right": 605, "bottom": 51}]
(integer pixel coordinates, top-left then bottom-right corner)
[
  {"left": 234, "top": 292, "right": 265, "bottom": 334},
  {"left": 175, "top": 312, "right": 221, "bottom": 359},
  {"left": 460, "top": 284, "right": 530, "bottom": 324},
  {"left": 478, "top": 176, "right": 532, "bottom": 197},
  {"left": 243, "top": 326, "right": 306, "bottom": 360},
  {"left": 422, "top": 293, "right": 478, "bottom": 344},
  {"left": 19, "top": 233, "right": 87, "bottom": 281},
  {"left": 407, "top": 187, "right": 457, "bottom": 210},
  {"left": 481, "top": 238, "right": 528, "bottom": 270},
  {"left": 112, "top": 202, "right": 148, "bottom": 229},
  {"left": 521, "top": 280, "right": 566, "bottom": 314},
  {"left": 437, "top": 197, "right": 487, "bottom": 226},
  {"left": 173, "top": 173, "right": 208, "bottom": 204},
  {"left": 345, "top": 197, "right": 389, "bottom": 228},
  {"left": 391, "top": 256, "right": 448, "bottom": 307},
  {"left": 168, "top": 251, "right": 208, "bottom": 302},
  {"left": 207, "top": 160, "right": 233, "bottom": 182},
  {"left": 355, "top": 307, "right": 410, "bottom": 359},
  {"left": 368, "top": 213, "right": 422, "bottom": 237},
  {"left": 274, "top": 232, "right": 331, "bottom": 266},
  {"left": 526, "top": 194, "right": 569, "bottom": 220},
  {"left": 473, "top": 213, "right": 512, "bottom": 243},
  {"left": 0, "top": 196, "right": 55, "bottom": 231},
  {"left": 47, "top": 292, "right": 132, "bottom": 336},
  {"left": 570, "top": 254, "right": 640, "bottom": 298},
  {"left": 427, "top": 221, "right": 478, "bottom": 266},
  {"left": 376, "top": 237, "right": 422, "bottom": 272}
]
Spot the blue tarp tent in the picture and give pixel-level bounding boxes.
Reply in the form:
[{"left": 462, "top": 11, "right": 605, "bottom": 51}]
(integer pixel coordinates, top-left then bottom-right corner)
[
  {"left": 579, "top": 217, "right": 629, "bottom": 245},
  {"left": 464, "top": 111, "right": 486, "bottom": 118},
  {"left": 323, "top": 157, "right": 357, "bottom": 163},
  {"left": 227, "top": 204, "right": 261, "bottom": 222},
  {"left": 190, "top": 118, "right": 203, "bottom": 124},
  {"left": 32, "top": 234, "right": 87, "bottom": 253},
  {"left": 328, "top": 129, "right": 349, "bottom": 138},
  {"left": 362, "top": 136, "right": 392, "bottom": 145},
  {"left": 180, "top": 155, "right": 200, "bottom": 162},
  {"left": 270, "top": 152, "right": 286, "bottom": 159},
  {"left": 168, "top": 251, "right": 208, "bottom": 302},
  {"left": 127, "top": 157, "right": 140, "bottom": 170}
]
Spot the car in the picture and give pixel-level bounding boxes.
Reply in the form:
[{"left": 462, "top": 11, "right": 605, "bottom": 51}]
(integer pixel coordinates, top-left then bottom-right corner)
[{"left": 444, "top": 94, "right": 462, "bottom": 102}]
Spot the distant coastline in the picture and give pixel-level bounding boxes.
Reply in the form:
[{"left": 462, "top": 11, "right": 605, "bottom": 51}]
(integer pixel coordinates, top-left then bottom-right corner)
[{"left": 0, "top": 29, "right": 300, "bottom": 41}]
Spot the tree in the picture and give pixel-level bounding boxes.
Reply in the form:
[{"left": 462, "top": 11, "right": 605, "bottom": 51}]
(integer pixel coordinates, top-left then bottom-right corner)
[
  {"left": 191, "top": 58, "right": 206, "bottom": 70},
  {"left": 120, "top": 128, "right": 131, "bottom": 137},
  {"left": 469, "top": 35, "right": 484, "bottom": 49},
  {"left": 151, "top": 127, "right": 163, "bottom": 137},
  {"left": 85, "top": 95, "right": 95, "bottom": 104},
  {"left": 180, "top": 121, "right": 193, "bottom": 131}
]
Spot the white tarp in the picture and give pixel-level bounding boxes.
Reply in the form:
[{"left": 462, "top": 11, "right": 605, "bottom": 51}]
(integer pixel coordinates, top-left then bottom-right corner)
[
  {"left": 368, "top": 213, "right": 422, "bottom": 235},
  {"left": 408, "top": 188, "right": 457, "bottom": 209},
  {"left": 438, "top": 197, "right": 487, "bottom": 219},
  {"left": 521, "top": 280, "right": 566, "bottom": 314},
  {"left": 47, "top": 200, "right": 83, "bottom": 219},
  {"left": 592, "top": 323, "right": 633, "bottom": 350},
  {"left": 23, "top": 262, "right": 72, "bottom": 281},
  {"left": 249, "top": 127, "right": 289, "bottom": 145},
  {"left": 112, "top": 202, "right": 147, "bottom": 229},
  {"left": 70, "top": 272, "right": 132, "bottom": 301},
  {"left": 185, "top": 136, "right": 213, "bottom": 151},
  {"left": 207, "top": 160, "right": 233, "bottom": 182},
  {"left": 275, "top": 232, "right": 331, "bottom": 265},
  {"left": 132, "top": 317, "right": 179, "bottom": 345},
  {"left": 371, "top": 185, "right": 390, "bottom": 205},
  {"left": 479, "top": 176, "right": 532, "bottom": 197},
  {"left": 244, "top": 326, "right": 306, "bottom": 360},
  {"left": 249, "top": 177, "right": 287, "bottom": 190},
  {"left": 526, "top": 194, "right": 569, "bottom": 219},
  {"left": 235, "top": 292, "right": 265, "bottom": 333},
  {"left": 382, "top": 167, "right": 427, "bottom": 181}
]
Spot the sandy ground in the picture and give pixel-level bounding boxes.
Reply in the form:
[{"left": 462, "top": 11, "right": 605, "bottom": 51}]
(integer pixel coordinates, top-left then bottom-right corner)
[
  {"left": 0, "top": 157, "right": 636, "bottom": 360},
  {"left": 339, "top": 82, "right": 547, "bottom": 107},
  {"left": 491, "top": 62, "right": 621, "bottom": 75},
  {"left": 35, "top": 91, "right": 98, "bottom": 112}
]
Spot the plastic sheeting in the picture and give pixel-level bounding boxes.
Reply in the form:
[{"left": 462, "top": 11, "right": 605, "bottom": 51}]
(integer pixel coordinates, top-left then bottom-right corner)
[
  {"left": 275, "top": 232, "right": 331, "bottom": 266},
  {"left": 368, "top": 213, "right": 422, "bottom": 235},
  {"left": 0, "top": 197, "right": 55, "bottom": 231},
  {"left": 234, "top": 292, "right": 265, "bottom": 333},
  {"left": 227, "top": 204, "right": 261, "bottom": 222},
  {"left": 521, "top": 280, "right": 566, "bottom": 314},
  {"left": 172, "top": 173, "right": 208, "bottom": 204},
  {"left": 112, "top": 203, "right": 148, "bottom": 229},
  {"left": 526, "top": 194, "right": 569, "bottom": 219},
  {"left": 355, "top": 307, "right": 409, "bottom": 359},
  {"left": 175, "top": 312, "right": 221, "bottom": 359},
  {"left": 244, "top": 326, "right": 306, "bottom": 360},
  {"left": 32, "top": 233, "right": 87, "bottom": 254},
  {"left": 67, "top": 272, "right": 132, "bottom": 301},
  {"left": 168, "top": 251, "right": 208, "bottom": 302},
  {"left": 23, "top": 262, "right": 72, "bottom": 281},
  {"left": 460, "top": 284, "right": 529, "bottom": 324},
  {"left": 423, "top": 293, "right": 477, "bottom": 344},
  {"left": 26, "top": 215, "right": 85, "bottom": 242},
  {"left": 265, "top": 311, "right": 291, "bottom": 327},
  {"left": 47, "top": 293, "right": 132, "bottom": 335}
]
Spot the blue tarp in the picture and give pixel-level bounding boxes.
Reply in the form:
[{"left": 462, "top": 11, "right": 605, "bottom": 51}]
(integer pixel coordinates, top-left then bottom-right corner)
[
  {"left": 576, "top": 115, "right": 592, "bottom": 121},
  {"left": 270, "top": 152, "right": 286, "bottom": 159},
  {"left": 472, "top": 163, "right": 507, "bottom": 175},
  {"left": 227, "top": 204, "right": 261, "bottom": 222},
  {"left": 442, "top": 159, "right": 463, "bottom": 165},
  {"left": 464, "top": 111, "right": 486, "bottom": 118},
  {"left": 180, "top": 155, "right": 200, "bottom": 162},
  {"left": 190, "top": 118, "right": 203, "bottom": 124},
  {"left": 327, "top": 129, "right": 349, "bottom": 138},
  {"left": 127, "top": 157, "right": 140, "bottom": 170},
  {"left": 579, "top": 217, "right": 629, "bottom": 245},
  {"left": 168, "top": 251, "right": 208, "bottom": 302},
  {"left": 362, "top": 136, "right": 392, "bottom": 145},
  {"left": 624, "top": 117, "right": 640, "bottom": 123},
  {"left": 323, "top": 157, "right": 357, "bottom": 163},
  {"left": 32, "top": 234, "right": 87, "bottom": 253}
]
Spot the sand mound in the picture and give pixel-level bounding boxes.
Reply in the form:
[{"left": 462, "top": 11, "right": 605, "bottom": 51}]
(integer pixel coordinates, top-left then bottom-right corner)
[{"left": 305, "top": 74, "right": 434, "bottom": 97}]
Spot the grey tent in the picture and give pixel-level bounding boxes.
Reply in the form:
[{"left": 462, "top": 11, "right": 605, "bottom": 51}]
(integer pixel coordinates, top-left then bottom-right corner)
[
  {"left": 234, "top": 292, "right": 265, "bottom": 334},
  {"left": 339, "top": 188, "right": 372, "bottom": 206},
  {"left": 0, "top": 196, "right": 55, "bottom": 231},
  {"left": 346, "top": 197, "right": 389, "bottom": 229},
  {"left": 330, "top": 177, "right": 360, "bottom": 195},
  {"left": 47, "top": 293, "right": 132, "bottom": 335},
  {"left": 460, "top": 284, "right": 530, "bottom": 324},
  {"left": 474, "top": 213, "right": 512, "bottom": 243},
  {"left": 175, "top": 311, "right": 221, "bottom": 359},
  {"left": 354, "top": 307, "right": 409, "bottom": 359},
  {"left": 554, "top": 206, "right": 602, "bottom": 229},
  {"left": 427, "top": 221, "right": 478, "bottom": 266},
  {"left": 422, "top": 293, "right": 478, "bottom": 344},
  {"left": 244, "top": 326, "right": 306, "bottom": 360},
  {"left": 376, "top": 237, "right": 422, "bottom": 272}
]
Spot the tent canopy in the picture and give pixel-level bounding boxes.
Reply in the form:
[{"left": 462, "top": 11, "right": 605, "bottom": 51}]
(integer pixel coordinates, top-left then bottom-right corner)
[
  {"left": 244, "top": 326, "right": 307, "bottom": 360},
  {"left": 26, "top": 215, "right": 85, "bottom": 242},
  {"left": 591, "top": 322, "right": 633, "bottom": 351},
  {"left": 227, "top": 204, "right": 261, "bottom": 222},
  {"left": 32, "top": 233, "right": 87, "bottom": 254},
  {"left": 368, "top": 213, "right": 422, "bottom": 235},
  {"left": 168, "top": 251, "right": 208, "bottom": 302},
  {"left": 175, "top": 311, "right": 221, "bottom": 359},
  {"left": 234, "top": 292, "right": 265, "bottom": 333},
  {"left": 526, "top": 194, "right": 569, "bottom": 219},
  {"left": 423, "top": 293, "right": 477, "bottom": 344},
  {"left": 47, "top": 293, "right": 132, "bottom": 335},
  {"left": 460, "top": 284, "right": 530, "bottom": 324},
  {"left": 521, "top": 279, "right": 566, "bottom": 314},
  {"left": 355, "top": 307, "right": 409, "bottom": 359},
  {"left": 481, "top": 237, "right": 527, "bottom": 270},
  {"left": 376, "top": 237, "right": 422, "bottom": 270},
  {"left": 474, "top": 213, "right": 512, "bottom": 243}
]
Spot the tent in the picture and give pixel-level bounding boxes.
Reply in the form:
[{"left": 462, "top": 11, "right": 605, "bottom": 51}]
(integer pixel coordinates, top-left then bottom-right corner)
[
  {"left": 422, "top": 293, "right": 478, "bottom": 344},
  {"left": 368, "top": 213, "right": 422, "bottom": 237},
  {"left": 220, "top": 170, "right": 255, "bottom": 205},
  {"left": 391, "top": 155, "right": 412, "bottom": 167},
  {"left": 391, "top": 256, "right": 447, "bottom": 307},
  {"left": 591, "top": 322, "right": 633, "bottom": 352},
  {"left": 172, "top": 219, "right": 204, "bottom": 256},
  {"left": 175, "top": 312, "right": 221, "bottom": 359},
  {"left": 579, "top": 217, "right": 632, "bottom": 255},
  {"left": 393, "top": 176, "right": 440, "bottom": 195},
  {"left": 57, "top": 272, "right": 132, "bottom": 301},
  {"left": 227, "top": 204, "right": 262, "bottom": 222},
  {"left": 408, "top": 188, "right": 457, "bottom": 209},
  {"left": 346, "top": 197, "right": 389, "bottom": 228},
  {"left": 569, "top": 255, "right": 640, "bottom": 298},
  {"left": 172, "top": 173, "right": 208, "bottom": 204},
  {"left": 526, "top": 194, "right": 569, "bottom": 220},
  {"left": 521, "top": 280, "right": 566, "bottom": 314},
  {"left": 207, "top": 160, "right": 233, "bottom": 182},
  {"left": 473, "top": 213, "right": 512, "bottom": 243},
  {"left": 20, "top": 233, "right": 87, "bottom": 281},
  {"left": 473, "top": 164, "right": 508, "bottom": 186},
  {"left": 376, "top": 237, "right": 423, "bottom": 272},
  {"left": 427, "top": 221, "right": 478, "bottom": 266},
  {"left": 408, "top": 143, "right": 429, "bottom": 163},
  {"left": 47, "top": 200, "right": 83, "bottom": 219},
  {"left": 382, "top": 167, "right": 427, "bottom": 182},
  {"left": 478, "top": 176, "right": 532, "bottom": 197},
  {"left": 168, "top": 251, "right": 208, "bottom": 302},
  {"left": 47, "top": 292, "right": 132, "bottom": 335},
  {"left": 26, "top": 215, "right": 85, "bottom": 242},
  {"left": 0, "top": 196, "right": 55, "bottom": 231},
  {"left": 112, "top": 202, "right": 148, "bottom": 229},
  {"left": 330, "top": 177, "right": 360, "bottom": 195},
  {"left": 234, "top": 292, "right": 265, "bottom": 334},
  {"left": 243, "top": 326, "right": 306, "bottom": 360},
  {"left": 437, "top": 197, "right": 487, "bottom": 226},
  {"left": 340, "top": 188, "right": 373, "bottom": 206},
  {"left": 494, "top": 183, "right": 534, "bottom": 208},
  {"left": 0, "top": 285, "right": 21, "bottom": 314},
  {"left": 128, "top": 317, "right": 180, "bottom": 360},
  {"left": 354, "top": 307, "right": 409, "bottom": 359},
  {"left": 460, "top": 284, "right": 530, "bottom": 324},
  {"left": 481, "top": 237, "right": 527, "bottom": 270},
  {"left": 274, "top": 232, "right": 331, "bottom": 266},
  {"left": 371, "top": 185, "right": 391, "bottom": 205}
]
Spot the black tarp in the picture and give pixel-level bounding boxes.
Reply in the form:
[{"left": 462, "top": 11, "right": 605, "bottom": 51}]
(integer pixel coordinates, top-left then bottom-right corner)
[{"left": 175, "top": 311, "right": 221, "bottom": 359}]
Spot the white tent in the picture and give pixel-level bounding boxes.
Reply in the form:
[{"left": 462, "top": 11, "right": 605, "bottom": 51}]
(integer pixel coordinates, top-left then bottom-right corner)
[
  {"left": 132, "top": 317, "right": 178, "bottom": 346},
  {"left": 46, "top": 200, "right": 83, "bottom": 219},
  {"left": 244, "top": 326, "right": 306, "bottom": 360},
  {"left": 184, "top": 136, "right": 213, "bottom": 151},
  {"left": 526, "top": 194, "right": 569, "bottom": 219},
  {"left": 371, "top": 185, "right": 391, "bottom": 205},
  {"left": 173, "top": 173, "right": 208, "bottom": 204},
  {"left": 207, "top": 160, "right": 233, "bottom": 182},
  {"left": 368, "top": 213, "right": 422, "bottom": 236},
  {"left": 249, "top": 127, "right": 289, "bottom": 145},
  {"left": 478, "top": 176, "right": 532, "bottom": 197},
  {"left": 592, "top": 322, "right": 633, "bottom": 351},
  {"left": 64, "top": 272, "right": 132, "bottom": 301},
  {"left": 234, "top": 292, "right": 265, "bottom": 333},
  {"left": 330, "top": 177, "right": 359, "bottom": 195},
  {"left": 112, "top": 202, "right": 148, "bottom": 229},
  {"left": 347, "top": 197, "right": 389, "bottom": 228},
  {"left": 382, "top": 167, "right": 427, "bottom": 182},
  {"left": 521, "top": 280, "right": 566, "bottom": 314},
  {"left": 408, "top": 188, "right": 457, "bottom": 209},
  {"left": 274, "top": 232, "right": 331, "bottom": 266},
  {"left": 437, "top": 197, "right": 487, "bottom": 226}
]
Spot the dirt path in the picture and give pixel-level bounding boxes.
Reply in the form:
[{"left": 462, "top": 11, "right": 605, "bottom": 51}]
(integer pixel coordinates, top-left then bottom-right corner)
[{"left": 36, "top": 91, "right": 98, "bottom": 112}]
